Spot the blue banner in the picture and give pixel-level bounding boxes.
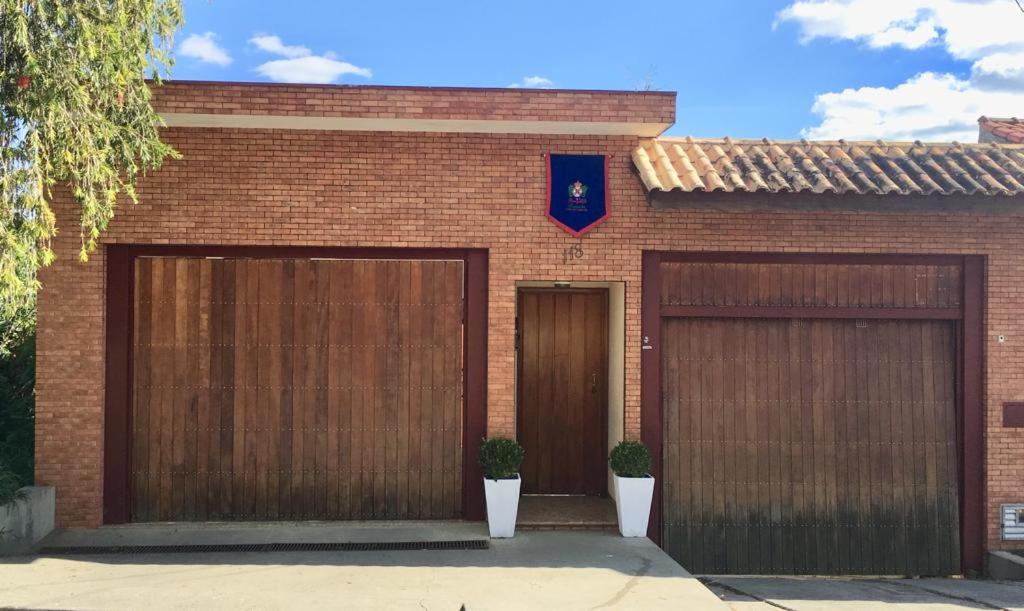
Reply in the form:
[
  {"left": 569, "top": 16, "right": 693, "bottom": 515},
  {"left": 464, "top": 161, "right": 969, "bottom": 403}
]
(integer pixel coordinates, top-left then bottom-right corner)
[{"left": 546, "top": 154, "right": 610, "bottom": 237}]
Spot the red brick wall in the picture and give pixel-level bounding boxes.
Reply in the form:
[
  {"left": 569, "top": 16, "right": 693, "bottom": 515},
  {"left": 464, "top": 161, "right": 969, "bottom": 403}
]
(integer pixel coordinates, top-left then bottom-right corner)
[
  {"left": 34, "top": 105, "right": 1024, "bottom": 559},
  {"left": 152, "top": 81, "right": 676, "bottom": 124}
]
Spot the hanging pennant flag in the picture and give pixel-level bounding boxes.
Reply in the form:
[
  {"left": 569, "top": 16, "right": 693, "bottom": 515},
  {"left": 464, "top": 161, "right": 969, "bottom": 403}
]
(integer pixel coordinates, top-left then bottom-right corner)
[{"left": 546, "top": 153, "right": 610, "bottom": 237}]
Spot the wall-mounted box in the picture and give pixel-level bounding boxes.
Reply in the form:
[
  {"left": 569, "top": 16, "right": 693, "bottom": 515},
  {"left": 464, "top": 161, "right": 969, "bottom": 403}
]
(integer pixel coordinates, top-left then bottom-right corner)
[
  {"left": 1002, "top": 504, "right": 1024, "bottom": 541},
  {"left": 1004, "top": 402, "right": 1024, "bottom": 428}
]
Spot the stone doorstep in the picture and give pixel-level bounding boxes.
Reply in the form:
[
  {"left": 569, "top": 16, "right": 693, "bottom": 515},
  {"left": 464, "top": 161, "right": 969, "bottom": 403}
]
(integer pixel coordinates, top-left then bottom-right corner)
[
  {"left": 515, "top": 495, "right": 619, "bottom": 531},
  {"left": 518, "top": 523, "right": 618, "bottom": 531}
]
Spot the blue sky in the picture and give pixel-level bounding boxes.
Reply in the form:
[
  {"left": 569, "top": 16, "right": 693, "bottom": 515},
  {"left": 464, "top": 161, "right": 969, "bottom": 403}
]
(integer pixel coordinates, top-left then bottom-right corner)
[{"left": 173, "top": 0, "right": 1024, "bottom": 141}]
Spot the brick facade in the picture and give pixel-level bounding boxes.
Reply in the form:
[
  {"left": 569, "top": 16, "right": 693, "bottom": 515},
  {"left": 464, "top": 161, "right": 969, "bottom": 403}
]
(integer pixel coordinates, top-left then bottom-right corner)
[
  {"left": 152, "top": 81, "right": 675, "bottom": 124},
  {"left": 35, "top": 84, "right": 1024, "bottom": 561}
]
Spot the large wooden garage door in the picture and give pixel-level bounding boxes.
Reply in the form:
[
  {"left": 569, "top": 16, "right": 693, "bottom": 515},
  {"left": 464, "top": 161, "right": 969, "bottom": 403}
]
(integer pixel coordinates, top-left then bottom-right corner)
[
  {"left": 659, "top": 259, "right": 963, "bottom": 575},
  {"left": 129, "top": 257, "right": 464, "bottom": 521}
]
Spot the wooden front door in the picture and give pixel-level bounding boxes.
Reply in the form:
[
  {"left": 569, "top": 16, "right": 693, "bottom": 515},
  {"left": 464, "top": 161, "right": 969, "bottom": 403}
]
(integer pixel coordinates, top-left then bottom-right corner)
[{"left": 516, "top": 288, "right": 608, "bottom": 495}]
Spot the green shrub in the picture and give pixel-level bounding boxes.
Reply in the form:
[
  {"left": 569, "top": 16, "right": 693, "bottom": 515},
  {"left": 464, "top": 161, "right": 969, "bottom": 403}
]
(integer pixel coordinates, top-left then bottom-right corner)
[
  {"left": 0, "top": 462, "right": 21, "bottom": 506},
  {"left": 478, "top": 437, "right": 524, "bottom": 480},
  {"left": 609, "top": 440, "right": 652, "bottom": 478},
  {"left": 0, "top": 330, "right": 34, "bottom": 490}
]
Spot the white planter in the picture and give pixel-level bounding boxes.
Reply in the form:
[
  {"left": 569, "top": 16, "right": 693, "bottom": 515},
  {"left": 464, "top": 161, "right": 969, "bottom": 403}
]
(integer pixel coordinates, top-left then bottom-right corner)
[
  {"left": 612, "top": 474, "right": 654, "bottom": 537},
  {"left": 483, "top": 475, "right": 521, "bottom": 538}
]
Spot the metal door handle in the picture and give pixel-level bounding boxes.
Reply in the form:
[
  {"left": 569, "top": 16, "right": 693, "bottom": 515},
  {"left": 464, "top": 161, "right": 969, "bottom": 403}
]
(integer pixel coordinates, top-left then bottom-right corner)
[{"left": 591, "top": 372, "right": 598, "bottom": 393}]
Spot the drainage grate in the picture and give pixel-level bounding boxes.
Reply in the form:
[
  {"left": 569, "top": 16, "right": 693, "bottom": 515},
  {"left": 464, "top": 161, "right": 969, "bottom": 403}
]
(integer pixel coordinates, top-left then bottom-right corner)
[{"left": 38, "top": 539, "right": 489, "bottom": 555}]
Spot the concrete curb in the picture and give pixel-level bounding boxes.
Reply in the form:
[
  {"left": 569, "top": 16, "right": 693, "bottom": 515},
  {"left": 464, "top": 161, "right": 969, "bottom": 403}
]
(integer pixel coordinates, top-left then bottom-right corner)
[
  {"left": 39, "top": 520, "right": 488, "bottom": 549},
  {"left": 988, "top": 550, "right": 1024, "bottom": 580},
  {"left": 0, "top": 486, "right": 55, "bottom": 556}
]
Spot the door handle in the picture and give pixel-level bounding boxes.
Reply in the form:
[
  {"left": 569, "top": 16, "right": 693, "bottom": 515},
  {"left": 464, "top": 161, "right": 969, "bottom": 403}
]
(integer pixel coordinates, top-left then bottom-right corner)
[{"left": 591, "top": 372, "right": 598, "bottom": 393}]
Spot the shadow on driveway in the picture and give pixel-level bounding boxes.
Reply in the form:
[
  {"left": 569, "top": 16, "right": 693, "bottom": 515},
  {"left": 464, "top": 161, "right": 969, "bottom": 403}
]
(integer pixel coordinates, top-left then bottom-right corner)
[
  {"left": 703, "top": 576, "right": 1024, "bottom": 610},
  {"left": 0, "top": 531, "right": 727, "bottom": 610}
]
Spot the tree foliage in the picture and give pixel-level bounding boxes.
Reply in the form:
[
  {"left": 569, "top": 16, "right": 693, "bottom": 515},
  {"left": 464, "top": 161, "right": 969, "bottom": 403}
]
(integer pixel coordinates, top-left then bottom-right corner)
[
  {"left": 0, "top": 325, "right": 33, "bottom": 501},
  {"left": 0, "top": 0, "right": 183, "bottom": 348}
]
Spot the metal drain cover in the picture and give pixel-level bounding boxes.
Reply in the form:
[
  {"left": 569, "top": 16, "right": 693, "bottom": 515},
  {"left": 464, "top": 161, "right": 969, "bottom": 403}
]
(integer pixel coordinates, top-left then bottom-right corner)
[{"left": 38, "top": 540, "right": 489, "bottom": 555}]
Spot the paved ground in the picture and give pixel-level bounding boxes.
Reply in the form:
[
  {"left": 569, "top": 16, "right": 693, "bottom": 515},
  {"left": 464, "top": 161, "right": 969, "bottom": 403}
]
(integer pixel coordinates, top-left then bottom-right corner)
[
  {"left": 704, "top": 576, "right": 1024, "bottom": 611},
  {"left": 0, "top": 530, "right": 725, "bottom": 610},
  {"left": 5, "top": 523, "right": 1023, "bottom": 609}
]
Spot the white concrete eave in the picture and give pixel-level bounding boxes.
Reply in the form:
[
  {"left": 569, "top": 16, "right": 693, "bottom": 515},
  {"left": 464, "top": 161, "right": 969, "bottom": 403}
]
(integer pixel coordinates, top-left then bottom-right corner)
[{"left": 160, "top": 112, "right": 672, "bottom": 137}]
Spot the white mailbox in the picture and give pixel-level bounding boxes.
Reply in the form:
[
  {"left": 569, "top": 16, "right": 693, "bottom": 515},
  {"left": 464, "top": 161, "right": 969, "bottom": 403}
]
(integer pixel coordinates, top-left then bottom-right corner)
[{"left": 1002, "top": 504, "right": 1024, "bottom": 540}]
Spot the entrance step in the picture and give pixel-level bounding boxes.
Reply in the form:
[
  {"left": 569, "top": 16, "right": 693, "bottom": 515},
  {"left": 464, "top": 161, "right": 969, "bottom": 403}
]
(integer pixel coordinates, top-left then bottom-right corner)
[{"left": 516, "top": 495, "right": 618, "bottom": 531}]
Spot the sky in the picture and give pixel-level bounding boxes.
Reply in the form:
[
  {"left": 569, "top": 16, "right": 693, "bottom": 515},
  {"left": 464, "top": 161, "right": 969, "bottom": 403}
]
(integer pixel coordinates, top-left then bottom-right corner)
[{"left": 172, "top": 0, "right": 1024, "bottom": 142}]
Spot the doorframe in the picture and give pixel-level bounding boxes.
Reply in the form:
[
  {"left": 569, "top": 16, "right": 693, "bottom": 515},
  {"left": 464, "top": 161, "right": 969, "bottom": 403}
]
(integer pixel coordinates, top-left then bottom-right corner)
[
  {"left": 103, "top": 244, "right": 488, "bottom": 524},
  {"left": 641, "top": 251, "right": 985, "bottom": 575},
  {"left": 514, "top": 286, "right": 611, "bottom": 496}
]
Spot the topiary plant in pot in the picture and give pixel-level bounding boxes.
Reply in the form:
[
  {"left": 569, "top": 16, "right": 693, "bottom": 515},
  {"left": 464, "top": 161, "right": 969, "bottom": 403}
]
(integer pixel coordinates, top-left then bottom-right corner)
[
  {"left": 609, "top": 440, "right": 654, "bottom": 537},
  {"left": 479, "top": 437, "right": 524, "bottom": 538}
]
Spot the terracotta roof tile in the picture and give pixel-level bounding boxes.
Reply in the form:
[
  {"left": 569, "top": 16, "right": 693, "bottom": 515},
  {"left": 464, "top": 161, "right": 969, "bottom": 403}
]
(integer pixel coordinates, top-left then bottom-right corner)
[
  {"left": 979, "top": 117, "right": 1024, "bottom": 144},
  {"left": 633, "top": 137, "right": 1024, "bottom": 198}
]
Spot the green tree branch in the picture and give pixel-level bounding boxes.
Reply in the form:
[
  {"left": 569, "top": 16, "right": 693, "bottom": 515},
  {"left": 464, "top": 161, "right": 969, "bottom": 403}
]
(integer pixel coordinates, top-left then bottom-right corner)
[{"left": 0, "top": 0, "right": 183, "bottom": 348}]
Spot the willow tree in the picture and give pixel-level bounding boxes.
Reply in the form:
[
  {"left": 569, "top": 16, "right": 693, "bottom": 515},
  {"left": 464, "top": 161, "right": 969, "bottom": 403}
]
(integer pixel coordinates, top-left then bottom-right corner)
[{"left": 0, "top": 0, "right": 183, "bottom": 349}]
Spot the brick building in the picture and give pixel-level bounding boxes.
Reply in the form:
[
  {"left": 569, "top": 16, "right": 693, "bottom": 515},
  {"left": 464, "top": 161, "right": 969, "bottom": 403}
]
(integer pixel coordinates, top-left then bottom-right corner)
[{"left": 35, "top": 81, "right": 1024, "bottom": 576}]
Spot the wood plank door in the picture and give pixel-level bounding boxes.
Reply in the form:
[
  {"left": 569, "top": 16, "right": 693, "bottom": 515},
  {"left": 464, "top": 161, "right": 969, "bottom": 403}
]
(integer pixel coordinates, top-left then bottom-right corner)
[
  {"left": 516, "top": 288, "right": 608, "bottom": 496},
  {"left": 129, "top": 256, "right": 465, "bottom": 522},
  {"left": 660, "top": 317, "right": 961, "bottom": 575}
]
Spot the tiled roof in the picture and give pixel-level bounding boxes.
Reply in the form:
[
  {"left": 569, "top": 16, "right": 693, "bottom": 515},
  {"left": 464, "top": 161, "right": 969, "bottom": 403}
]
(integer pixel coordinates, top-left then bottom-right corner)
[
  {"left": 632, "top": 137, "right": 1024, "bottom": 197},
  {"left": 979, "top": 117, "right": 1024, "bottom": 144}
]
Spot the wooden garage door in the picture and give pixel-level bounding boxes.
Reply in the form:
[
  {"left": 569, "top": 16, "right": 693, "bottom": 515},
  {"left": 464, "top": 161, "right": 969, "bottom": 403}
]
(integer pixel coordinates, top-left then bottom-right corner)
[
  {"left": 130, "top": 257, "right": 464, "bottom": 521},
  {"left": 658, "top": 260, "right": 963, "bottom": 576}
]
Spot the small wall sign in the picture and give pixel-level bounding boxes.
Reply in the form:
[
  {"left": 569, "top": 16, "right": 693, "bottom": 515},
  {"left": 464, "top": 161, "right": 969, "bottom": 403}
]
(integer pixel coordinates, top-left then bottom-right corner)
[
  {"left": 546, "top": 153, "right": 610, "bottom": 237},
  {"left": 1004, "top": 402, "right": 1024, "bottom": 427}
]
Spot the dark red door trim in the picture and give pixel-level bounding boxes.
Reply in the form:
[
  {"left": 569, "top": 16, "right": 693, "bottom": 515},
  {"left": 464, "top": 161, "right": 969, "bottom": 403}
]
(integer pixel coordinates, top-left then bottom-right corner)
[
  {"left": 641, "top": 251, "right": 986, "bottom": 574},
  {"left": 463, "top": 250, "right": 488, "bottom": 521},
  {"left": 103, "top": 248, "right": 133, "bottom": 524},
  {"left": 655, "top": 251, "right": 965, "bottom": 266},
  {"left": 103, "top": 244, "right": 488, "bottom": 524},
  {"left": 961, "top": 255, "right": 985, "bottom": 576},
  {"left": 661, "top": 305, "right": 963, "bottom": 320},
  {"left": 640, "top": 251, "right": 662, "bottom": 543}
]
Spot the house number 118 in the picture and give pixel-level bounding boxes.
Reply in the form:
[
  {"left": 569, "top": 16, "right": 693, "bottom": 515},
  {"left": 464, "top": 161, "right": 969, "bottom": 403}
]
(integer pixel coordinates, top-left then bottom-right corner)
[{"left": 563, "top": 243, "right": 584, "bottom": 263}]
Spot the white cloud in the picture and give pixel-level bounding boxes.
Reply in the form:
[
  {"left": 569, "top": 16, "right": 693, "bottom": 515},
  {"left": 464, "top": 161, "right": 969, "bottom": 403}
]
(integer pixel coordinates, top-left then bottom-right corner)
[
  {"left": 179, "top": 32, "right": 232, "bottom": 66},
  {"left": 256, "top": 57, "right": 372, "bottom": 84},
  {"left": 775, "top": 0, "right": 1024, "bottom": 59},
  {"left": 250, "top": 34, "right": 371, "bottom": 84},
  {"left": 970, "top": 52, "right": 1024, "bottom": 91},
  {"left": 803, "top": 72, "right": 1024, "bottom": 141},
  {"left": 508, "top": 76, "right": 554, "bottom": 88},
  {"left": 777, "top": 0, "right": 1024, "bottom": 141},
  {"left": 249, "top": 35, "right": 311, "bottom": 59}
]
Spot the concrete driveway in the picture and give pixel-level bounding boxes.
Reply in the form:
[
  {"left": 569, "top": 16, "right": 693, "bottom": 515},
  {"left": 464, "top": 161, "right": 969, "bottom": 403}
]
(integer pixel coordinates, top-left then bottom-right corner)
[
  {"left": 0, "top": 530, "right": 725, "bottom": 610},
  {"left": 704, "top": 576, "right": 1024, "bottom": 611}
]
